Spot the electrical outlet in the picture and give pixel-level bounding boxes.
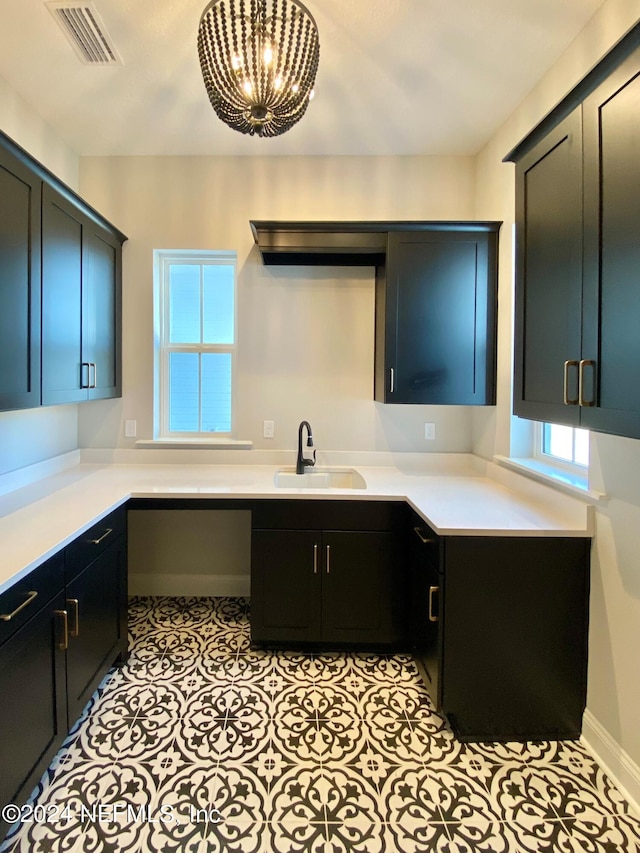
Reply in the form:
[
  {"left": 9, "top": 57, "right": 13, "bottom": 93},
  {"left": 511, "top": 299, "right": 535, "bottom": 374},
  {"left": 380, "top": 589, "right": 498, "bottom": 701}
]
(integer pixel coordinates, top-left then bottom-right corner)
[
  {"left": 424, "top": 422, "right": 436, "bottom": 441},
  {"left": 125, "top": 420, "right": 137, "bottom": 438},
  {"left": 263, "top": 420, "right": 275, "bottom": 439}
]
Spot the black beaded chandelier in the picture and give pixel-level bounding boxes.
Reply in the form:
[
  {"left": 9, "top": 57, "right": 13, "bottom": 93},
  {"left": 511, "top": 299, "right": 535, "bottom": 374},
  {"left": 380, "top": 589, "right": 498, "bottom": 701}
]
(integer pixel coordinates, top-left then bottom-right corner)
[{"left": 197, "top": 0, "right": 320, "bottom": 138}]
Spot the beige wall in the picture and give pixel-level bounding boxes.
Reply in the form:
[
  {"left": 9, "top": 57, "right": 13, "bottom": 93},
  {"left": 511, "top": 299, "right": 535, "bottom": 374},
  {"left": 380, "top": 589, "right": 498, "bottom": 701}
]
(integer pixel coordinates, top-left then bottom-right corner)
[
  {"left": 1, "top": 0, "right": 639, "bottom": 798},
  {"left": 473, "top": 0, "right": 640, "bottom": 779},
  {"left": 78, "top": 155, "right": 477, "bottom": 454}
]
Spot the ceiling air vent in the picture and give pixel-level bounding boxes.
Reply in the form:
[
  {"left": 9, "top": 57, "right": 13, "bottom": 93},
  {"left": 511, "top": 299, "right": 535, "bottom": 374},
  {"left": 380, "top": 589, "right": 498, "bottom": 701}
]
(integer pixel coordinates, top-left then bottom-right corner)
[{"left": 46, "top": 1, "right": 123, "bottom": 65}]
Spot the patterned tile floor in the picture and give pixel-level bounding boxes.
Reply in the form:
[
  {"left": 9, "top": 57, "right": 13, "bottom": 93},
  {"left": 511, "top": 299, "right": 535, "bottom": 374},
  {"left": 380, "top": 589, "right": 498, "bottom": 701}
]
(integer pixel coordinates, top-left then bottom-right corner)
[{"left": 2, "top": 596, "right": 640, "bottom": 853}]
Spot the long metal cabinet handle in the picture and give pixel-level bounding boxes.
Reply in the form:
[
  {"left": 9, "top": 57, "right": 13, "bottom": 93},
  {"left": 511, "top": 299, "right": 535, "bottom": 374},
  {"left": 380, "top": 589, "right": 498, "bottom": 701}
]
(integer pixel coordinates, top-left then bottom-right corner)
[
  {"left": 326, "top": 545, "right": 331, "bottom": 574},
  {"left": 67, "top": 598, "right": 80, "bottom": 637},
  {"left": 90, "top": 363, "right": 97, "bottom": 389},
  {"left": 89, "top": 528, "right": 113, "bottom": 545},
  {"left": 413, "top": 526, "right": 434, "bottom": 545},
  {"left": 55, "top": 609, "right": 69, "bottom": 651},
  {"left": 313, "top": 543, "right": 318, "bottom": 574},
  {"left": 428, "top": 586, "right": 439, "bottom": 623},
  {"left": 563, "top": 360, "right": 580, "bottom": 406},
  {"left": 0, "top": 590, "right": 38, "bottom": 622},
  {"left": 578, "top": 360, "right": 596, "bottom": 407},
  {"left": 81, "top": 362, "right": 91, "bottom": 389},
  {"left": 389, "top": 368, "right": 395, "bottom": 393}
]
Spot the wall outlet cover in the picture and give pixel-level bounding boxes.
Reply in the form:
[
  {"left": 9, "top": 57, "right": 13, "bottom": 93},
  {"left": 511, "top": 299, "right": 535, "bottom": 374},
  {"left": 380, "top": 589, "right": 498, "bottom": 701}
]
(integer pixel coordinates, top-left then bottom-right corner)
[
  {"left": 263, "top": 420, "right": 275, "bottom": 439},
  {"left": 424, "top": 422, "right": 436, "bottom": 441}
]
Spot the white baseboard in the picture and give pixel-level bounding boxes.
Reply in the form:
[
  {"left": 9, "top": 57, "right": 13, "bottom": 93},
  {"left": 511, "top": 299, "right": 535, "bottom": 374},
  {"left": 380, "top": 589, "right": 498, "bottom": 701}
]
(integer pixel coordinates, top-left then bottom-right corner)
[
  {"left": 581, "top": 709, "right": 640, "bottom": 816},
  {"left": 128, "top": 573, "right": 250, "bottom": 598}
]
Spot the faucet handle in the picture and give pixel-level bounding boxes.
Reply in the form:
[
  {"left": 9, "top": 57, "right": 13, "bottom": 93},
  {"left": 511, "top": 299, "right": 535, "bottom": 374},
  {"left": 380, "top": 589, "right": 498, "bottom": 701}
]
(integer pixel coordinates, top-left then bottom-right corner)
[{"left": 310, "top": 449, "right": 316, "bottom": 467}]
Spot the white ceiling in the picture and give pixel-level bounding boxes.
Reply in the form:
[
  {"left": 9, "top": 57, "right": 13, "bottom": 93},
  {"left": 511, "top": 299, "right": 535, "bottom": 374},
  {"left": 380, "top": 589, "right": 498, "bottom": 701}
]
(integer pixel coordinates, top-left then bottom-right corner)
[{"left": 0, "top": 0, "right": 606, "bottom": 157}]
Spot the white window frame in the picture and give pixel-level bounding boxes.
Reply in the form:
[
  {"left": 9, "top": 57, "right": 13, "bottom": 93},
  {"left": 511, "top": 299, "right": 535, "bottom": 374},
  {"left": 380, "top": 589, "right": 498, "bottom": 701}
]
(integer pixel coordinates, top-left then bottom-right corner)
[
  {"left": 154, "top": 249, "right": 237, "bottom": 440},
  {"left": 533, "top": 421, "right": 589, "bottom": 474}
]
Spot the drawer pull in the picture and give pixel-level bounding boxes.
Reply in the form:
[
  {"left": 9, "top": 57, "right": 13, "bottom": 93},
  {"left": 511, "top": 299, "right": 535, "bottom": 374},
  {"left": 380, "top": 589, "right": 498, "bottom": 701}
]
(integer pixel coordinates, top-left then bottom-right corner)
[
  {"left": 89, "top": 528, "right": 113, "bottom": 545},
  {"left": 0, "top": 590, "right": 38, "bottom": 622},
  {"left": 55, "top": 609, "right": 69, "bottom": 651},
  {"left": 413, "top": 526, "right": 434, "bottom": 545},
  {"left": 67, "top": 598, "right": 80, "bottom": 637},
  {"left": 428, "top": 585, "right": 439, "bottom": 623}
]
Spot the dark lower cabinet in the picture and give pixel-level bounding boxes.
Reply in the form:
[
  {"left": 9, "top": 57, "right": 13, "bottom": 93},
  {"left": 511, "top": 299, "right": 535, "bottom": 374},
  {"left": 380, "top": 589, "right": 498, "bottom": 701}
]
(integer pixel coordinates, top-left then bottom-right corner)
[
  {"left": 410, "top": 512, "right": 590, "bottom": 742},
  {"left": 322, "top": 531, "right": 397, "bottom": 645},
  {"left": 409, "top": 520, "right": 441, "bottom": 702},
  {"left": 0, "top": 556, "right": 67, "bottom": 840},
  {"left": 250, "top": 529, "right": 322, "bottom": 644},
  {"left": 0, "top": 509, "right": 128, "bottom": 843},
  {"left": 65, "top": 534, "right": 128, "bottom": 725},
  {"left": 251, "top": 501, "right": 406, "bottom": 649}
]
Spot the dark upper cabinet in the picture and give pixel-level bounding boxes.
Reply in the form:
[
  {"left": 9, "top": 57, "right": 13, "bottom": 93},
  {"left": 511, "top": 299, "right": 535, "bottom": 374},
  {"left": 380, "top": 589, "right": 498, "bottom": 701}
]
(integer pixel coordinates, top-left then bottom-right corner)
[
  {"left": 0, "top": 130, "right": 125, "bottom": 413},
  {"left": 514, "top": 109, "right": 583, "bottom": 426},
  {"left": 510, "top": 34, "right": 640, "bottom": 439},
  {"left": 42, "top": 184, "right": 123, "bottom": 405},
  {"left": 0, "top": 146, "right": 41, "bottom": 411},
  {"left": 83, "top": 224, "right": 122, "bottom": 400},
  {"left": 375, "top": 227, "right": 499, "bottom": 405},
  {"left": 582, "top": 49, "right": 640, "bottom": 438}
]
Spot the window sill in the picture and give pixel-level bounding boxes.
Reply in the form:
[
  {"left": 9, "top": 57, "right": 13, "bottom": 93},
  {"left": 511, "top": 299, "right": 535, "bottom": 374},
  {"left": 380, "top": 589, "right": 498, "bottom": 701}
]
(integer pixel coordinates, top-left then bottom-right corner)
[
  {"left": 136, "top": 438, "right": 253, "bottom": 450},
  {"left": 494, "top": 455, "right": 608, "bottom": 504}
]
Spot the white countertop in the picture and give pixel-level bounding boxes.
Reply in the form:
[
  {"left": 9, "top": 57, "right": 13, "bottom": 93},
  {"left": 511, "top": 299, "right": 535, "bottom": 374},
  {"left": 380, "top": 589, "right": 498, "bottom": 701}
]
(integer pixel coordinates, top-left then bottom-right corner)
[{"left": 0, "top": 453, "right": 593, "bottom": 595}]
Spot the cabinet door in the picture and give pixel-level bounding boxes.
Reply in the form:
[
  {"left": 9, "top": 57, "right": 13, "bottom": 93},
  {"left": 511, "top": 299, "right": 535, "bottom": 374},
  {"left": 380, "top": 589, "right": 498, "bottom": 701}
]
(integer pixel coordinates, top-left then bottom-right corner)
[
  {"left": 514, "top": 109, "right": 584, "bottom": 425},
  {"left": 440, "top": 537, "right": 589, "bottom": 742},
  {"left": 250, "top": 530, "right": 322, "bottom": 645},
  {"left": 0, "top": 592, "right": 67, "bottom": 828},
  {"left": 321, "top": 531, "right": 398, "bottom": 645},
  {"left": 378, "top": 229, "right": 498, "bottom": 405},
  {"left": 41, "top": 184, "right": 87, "bottom": 405},
  {"left": 66, "top": 536, "right": 127, "bottom": 726},
  {"left": 83, "top": 224, "right": 122, "bottom": 400},
  {"left": 0, "top": 146, "right": 41, "bottom": 411},
  {"left": 582, "top": 48, "right": 640, "bottom": 438},
  {"left": 409, "top": 522, "right": 441, "bottom": 705}
]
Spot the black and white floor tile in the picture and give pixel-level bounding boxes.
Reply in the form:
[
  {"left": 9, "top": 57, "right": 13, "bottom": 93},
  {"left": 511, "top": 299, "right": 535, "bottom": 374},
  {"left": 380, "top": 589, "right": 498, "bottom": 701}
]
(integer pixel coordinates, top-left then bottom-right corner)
[{"left": 2, "top": 596, "right": 639, "bottom": 852}]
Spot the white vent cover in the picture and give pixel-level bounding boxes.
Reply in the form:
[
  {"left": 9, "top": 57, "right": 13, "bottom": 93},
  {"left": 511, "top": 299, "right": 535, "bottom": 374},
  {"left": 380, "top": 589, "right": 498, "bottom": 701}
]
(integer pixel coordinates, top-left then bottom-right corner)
[{"left": 46, "top": 1, "right": 123, "bottom": 65}]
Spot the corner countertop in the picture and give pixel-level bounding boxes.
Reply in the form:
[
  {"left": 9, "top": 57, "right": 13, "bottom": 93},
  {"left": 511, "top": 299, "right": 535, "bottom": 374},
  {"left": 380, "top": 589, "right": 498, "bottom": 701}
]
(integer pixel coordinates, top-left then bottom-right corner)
[{"left": 0, "top": 453, "right": 593, "bottom": 595}]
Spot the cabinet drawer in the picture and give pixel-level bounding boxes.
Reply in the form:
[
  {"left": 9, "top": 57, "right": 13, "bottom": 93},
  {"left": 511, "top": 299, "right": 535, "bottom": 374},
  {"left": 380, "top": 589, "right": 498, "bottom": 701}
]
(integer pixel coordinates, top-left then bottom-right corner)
[
  {"left": 0, "top": 553, "right": 64, "bottom": 646},
  {"left": 65, "top": 506, "right": 127, "bottom": 581},
  {"left": 252, "top": 499, "right": 405, "bottom": 531},
  {"left": 409, "top": 516, "right": 441, "bottom": 570}
]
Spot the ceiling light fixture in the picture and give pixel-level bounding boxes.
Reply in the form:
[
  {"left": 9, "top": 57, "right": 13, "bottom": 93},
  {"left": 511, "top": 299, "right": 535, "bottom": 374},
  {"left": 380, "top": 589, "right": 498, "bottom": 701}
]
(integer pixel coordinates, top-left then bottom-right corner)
[{"left": 197, "top": 0, "right": 320, "bottom": 138}]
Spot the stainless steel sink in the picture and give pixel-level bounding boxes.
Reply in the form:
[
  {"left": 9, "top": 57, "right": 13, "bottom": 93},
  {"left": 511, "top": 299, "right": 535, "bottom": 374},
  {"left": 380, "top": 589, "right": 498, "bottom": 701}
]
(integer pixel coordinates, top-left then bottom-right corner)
[{"left": 274, "top": 467, "right": 367, "bottom": 489}]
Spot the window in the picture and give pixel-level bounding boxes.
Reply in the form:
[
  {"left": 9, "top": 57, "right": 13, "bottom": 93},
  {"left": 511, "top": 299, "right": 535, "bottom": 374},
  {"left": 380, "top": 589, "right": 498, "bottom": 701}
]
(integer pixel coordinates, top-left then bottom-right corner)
[
  {"left": 538, "top": 423, "right": 589, "bottom": 468},
  {"left": 155, "top": 250, "right": 237, "bottom": 438}
]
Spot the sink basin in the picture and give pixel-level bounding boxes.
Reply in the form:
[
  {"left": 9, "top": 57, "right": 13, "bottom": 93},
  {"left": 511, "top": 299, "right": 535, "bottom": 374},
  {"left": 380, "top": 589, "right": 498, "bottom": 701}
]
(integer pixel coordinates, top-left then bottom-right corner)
[{"left": 274, "top": 467, "right": 367, "bottom": 490}]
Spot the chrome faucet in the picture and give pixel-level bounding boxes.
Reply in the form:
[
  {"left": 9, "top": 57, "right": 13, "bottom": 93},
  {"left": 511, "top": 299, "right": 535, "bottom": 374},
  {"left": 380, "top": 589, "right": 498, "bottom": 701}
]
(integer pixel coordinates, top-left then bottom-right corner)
[{"left": 296, "top": 421, "right": 316, "bottom": 474}]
